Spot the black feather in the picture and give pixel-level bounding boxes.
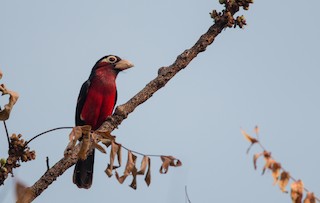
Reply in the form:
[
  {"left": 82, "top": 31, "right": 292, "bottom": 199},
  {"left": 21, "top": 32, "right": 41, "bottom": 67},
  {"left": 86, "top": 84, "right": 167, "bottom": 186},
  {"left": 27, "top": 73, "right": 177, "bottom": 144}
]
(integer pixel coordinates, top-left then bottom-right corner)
[{"left": 73, "top": 79, "right": 95, "bottom": 189}]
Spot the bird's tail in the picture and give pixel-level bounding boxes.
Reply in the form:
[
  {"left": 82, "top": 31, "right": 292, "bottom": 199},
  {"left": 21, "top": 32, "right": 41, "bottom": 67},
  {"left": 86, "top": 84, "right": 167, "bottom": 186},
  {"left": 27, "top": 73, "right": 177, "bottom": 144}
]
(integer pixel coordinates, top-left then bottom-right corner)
[{"left": 73, "top": 149, "right": 95, "bottom": 189}]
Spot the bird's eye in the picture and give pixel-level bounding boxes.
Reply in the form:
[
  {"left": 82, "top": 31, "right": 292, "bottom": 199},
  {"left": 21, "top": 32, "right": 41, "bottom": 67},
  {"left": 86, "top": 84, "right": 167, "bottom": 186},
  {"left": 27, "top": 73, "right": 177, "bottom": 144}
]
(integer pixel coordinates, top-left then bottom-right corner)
[{"left": 103, "top": 56, "right": 118, "bottom": 64}]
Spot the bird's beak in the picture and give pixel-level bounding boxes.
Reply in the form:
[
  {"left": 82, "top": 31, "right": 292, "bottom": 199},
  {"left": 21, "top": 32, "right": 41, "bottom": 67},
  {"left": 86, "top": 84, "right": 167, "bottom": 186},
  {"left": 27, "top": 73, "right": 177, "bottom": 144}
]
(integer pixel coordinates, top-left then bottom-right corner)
[{"left": 115, "top": 59, "right": 134, "bottom": 71}]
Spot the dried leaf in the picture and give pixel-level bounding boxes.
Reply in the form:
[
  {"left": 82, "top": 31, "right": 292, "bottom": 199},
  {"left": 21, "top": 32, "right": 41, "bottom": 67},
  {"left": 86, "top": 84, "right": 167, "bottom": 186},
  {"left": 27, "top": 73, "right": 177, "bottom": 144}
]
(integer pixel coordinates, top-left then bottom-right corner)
[
  {"left": 241, "top": 129, "right": 258, "bottom": 144},
  {"left": 253, "top": 152, "right": 263, "bottom": 170},
  {"left": 124, "top": 151, "right": 137, "bottom": 174},
  {"left": 65, "top": 126, "right": 85, "bottom": 158},
  {"left": 279, "top": 171, "right": 290, "bottom": 193},
  {"left": 16, "top": 181, "right": 33, "bottom": 203},
  {"left": 105, "top": 141, "right": 121, "bottom": 177},
  {"left": 105, "top": 165, "right": 113, "bottom": 177},
  {"left": 69, "top": 126, "right": 83, "bottom": 144},
  {"left": 117, "top": 143, "right": 122, "bottom": 168},
  {"left": 160, "top": 156, "right": 182, "bottom": 174},
  {"left": 0, "top": 70, "right": 2, "bottom": 79},
  {"left": 144, "top": 157, "right": 151, "bottom": 186},
  {"left": 262, "top": 151, "right": 273, "bottom": 175},
  {"left": 262, "top": 158, "right": 275, "bottom": 175},
  {"left": 91, "top": 132, "right": 107, "bottom": 154},
  {"left": 291, "top": 180, "right": 304, "bottom": 203},
  {"left": 263, "top": 151, "right": 271, "bottom": 159},
  {"left": 304, "top": 192, "right": 316, "bottom": 203},
  {"left": 160, "top": 157, "right": 170, "bottom": 174},
  {"left": 95, "top": 130, "right": 115, "bottom": 140},
  {"left": 130, "top": 169, "right": 138, "bottom": 190},
  {"left": 131, "top": 156, "right": 151, "bottom": 187},
  {"left": 80, "top": 125, "right": 91, "bottom": 134},
  {"left": 115, "top": 171, "right": 124, "bottom": 183},
  {"left": 78, "top": 131, "right": 91, "bottom": 160},
  {"left": 95, "top": 130, "right": 115, "bottom": 148},
  {"left": 115, "top": 151, "right": 137, "bottom": 186},
  {"left": 137, "top": 156, "right": 149, "bottom": 175},
  {"left": 92, "top": 142, "right": 106, "bottom": 154},
  {"left": 0, "top": 84, "right": 19, "bottom": 121},
  {"left": 100, "top": 138, "right": 112, "bottom": 147},
  {"left": 271, "top": 162, "right": 281, "bottom": 185},
  {"left": 241, "top": 129, "right": 258, "bottom": 153}
]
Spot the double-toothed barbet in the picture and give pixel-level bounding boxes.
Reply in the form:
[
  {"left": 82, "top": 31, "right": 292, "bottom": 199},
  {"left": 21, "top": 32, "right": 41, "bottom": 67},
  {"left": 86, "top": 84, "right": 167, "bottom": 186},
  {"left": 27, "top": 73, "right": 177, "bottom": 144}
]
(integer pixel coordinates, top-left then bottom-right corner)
[{"left": 73, "top": 55, "right": 134, "bottom": 189}]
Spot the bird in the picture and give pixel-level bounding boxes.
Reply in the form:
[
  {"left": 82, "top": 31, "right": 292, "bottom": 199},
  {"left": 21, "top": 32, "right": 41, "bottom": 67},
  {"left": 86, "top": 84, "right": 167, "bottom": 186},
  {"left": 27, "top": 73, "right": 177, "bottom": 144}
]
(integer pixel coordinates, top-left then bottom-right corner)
[{"left": 73, "top": 55, "right": 134, "bottom": 189}]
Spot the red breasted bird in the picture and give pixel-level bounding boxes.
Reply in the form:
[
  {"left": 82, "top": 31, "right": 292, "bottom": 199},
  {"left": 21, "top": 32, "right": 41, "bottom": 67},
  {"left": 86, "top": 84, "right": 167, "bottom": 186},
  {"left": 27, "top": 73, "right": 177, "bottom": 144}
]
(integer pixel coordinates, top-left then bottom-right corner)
[{"left": 73, "top": 55, "right": 134, "bottom": 189}]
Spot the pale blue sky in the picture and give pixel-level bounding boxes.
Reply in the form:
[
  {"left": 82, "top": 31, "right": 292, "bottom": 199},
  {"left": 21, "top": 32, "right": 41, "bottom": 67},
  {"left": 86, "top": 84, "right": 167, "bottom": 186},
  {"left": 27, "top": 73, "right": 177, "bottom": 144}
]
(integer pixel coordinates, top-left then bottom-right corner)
[{"left": 1, "top": 0, "right": 320, "bottom": 202}]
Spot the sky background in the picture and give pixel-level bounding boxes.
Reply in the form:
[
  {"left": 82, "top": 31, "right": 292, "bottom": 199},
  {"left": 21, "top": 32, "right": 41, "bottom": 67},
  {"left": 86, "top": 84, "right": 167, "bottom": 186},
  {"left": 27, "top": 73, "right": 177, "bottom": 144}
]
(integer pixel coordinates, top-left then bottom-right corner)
[{"left": 1, "top": 0, "right": 320, "bottom": 202}]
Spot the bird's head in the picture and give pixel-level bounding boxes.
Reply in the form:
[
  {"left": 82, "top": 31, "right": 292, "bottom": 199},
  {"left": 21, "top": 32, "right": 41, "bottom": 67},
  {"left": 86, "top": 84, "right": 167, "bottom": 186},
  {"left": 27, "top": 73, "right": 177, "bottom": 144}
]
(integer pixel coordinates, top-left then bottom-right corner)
[{"left": 93, "top": 55, "right": 134, "bottom": 74}]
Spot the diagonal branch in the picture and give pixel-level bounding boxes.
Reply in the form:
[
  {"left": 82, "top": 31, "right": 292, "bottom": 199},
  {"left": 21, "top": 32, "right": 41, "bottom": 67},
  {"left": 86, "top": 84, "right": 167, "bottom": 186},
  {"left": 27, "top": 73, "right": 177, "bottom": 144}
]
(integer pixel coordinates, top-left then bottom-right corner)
[
  {"left": 25, "top": 3, "right": 250, "bottom": 201},
  {"left": 99, "top": 13, "right": 230, "bottom": 133}
]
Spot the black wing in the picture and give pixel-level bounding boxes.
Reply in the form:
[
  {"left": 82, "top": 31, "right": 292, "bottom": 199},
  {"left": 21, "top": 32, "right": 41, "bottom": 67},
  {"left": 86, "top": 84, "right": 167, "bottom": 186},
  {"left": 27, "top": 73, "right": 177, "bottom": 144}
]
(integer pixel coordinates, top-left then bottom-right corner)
[
  {"left": 75, "top": 79, "right": 90, "bottom": 126},
  {"left": 73, "top": 79, "right": 95, "bottom": 189}
]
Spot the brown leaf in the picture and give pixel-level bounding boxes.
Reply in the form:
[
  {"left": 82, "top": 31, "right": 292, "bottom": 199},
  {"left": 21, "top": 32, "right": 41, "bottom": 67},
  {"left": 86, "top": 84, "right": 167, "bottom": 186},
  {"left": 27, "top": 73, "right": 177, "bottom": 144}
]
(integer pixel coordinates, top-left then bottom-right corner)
[
  {"left": 124, "top": 151, "right": 137, "bottom": 174},
  {"left": 92, "top": 142, "right": 106, "bottom": 154},
  {"left": 95, "top": 130, "right": 115, "bottom": 140},
  {"left": 117, "top": 143, "right": 122, "bottom": 168},
  {"left": 130, "top": 170, "right": 138, "bottom": 190},
  {"left": 78, "top": 130, "right": 91, "bottom": 160},
  {"left": 0, "top": 84, "right": 19, "bottom": 121},
  {"left": 105, "top": 164, "right": 113, "bottom": 177},
  {"left": 262, "top": 158, "right": 275, "bottom": 175},
  {"left": 271, "top": 162, "right": 281, "bottom": 185},
  {"left": 115, "top": 151, "right": 137, "bottom": 186},
  {"left": 69, "top": 126, "right": 83, "bottom": 143},
  {"left": 64, "top": 127, "right": 83, "bottom": 157},
  {"left": 80, "top": 125, "right": 92, "bottom": 134},
  {"left": 105, "top": 141, "right": 121, "bottom": 177},
  {"left": 262, "top": 151, "right": 273, "bottom": 175},
  {"left": 160, "top": 156, "right": 182, "bottom": 174},
  {"left": 241, "top": 129, "right": 258, "bottom": 153},
  {"left": 115, "top": 171, "right": 126, "bottom": 184},
  {"left": 16, "top": 181, "right": 33, "bottom": 203},
  {"left": 137, "top": 156, "right": 149, "bottom": 175},
  {"left": 100, "top": 138, "right": 112, "bottom": 147},
  {"left": 95, "top": 130, "right": 115, "bottom": 148},
  {"left": 160, "top": 157, "right": 170, "bottom": 174},
  {"left": 144, "top": 157, "right": 151, "bottom": 186},
  {"left": 0, "top": 70, "right": 2, "bottom": 80},
  {"left": 241, "top": 129, "right": 258, "bottom": 144},
  {"left": 304, "top": 192, "right": 316, "bottom": 203},
  {"left": 253, "top": 152, "right": 263, "bottom": 170},
  {"left": 291, "top": 180, "right": 304, "bottom": 203},
  {"left": 263, "top": 151, "right": 271, "bottom": 158},
  {"left": 279, "top": 171, "right": 290, "bottom": 193},
  {"left": 135, "top": 155, "right": 152, "bottom": 187}
]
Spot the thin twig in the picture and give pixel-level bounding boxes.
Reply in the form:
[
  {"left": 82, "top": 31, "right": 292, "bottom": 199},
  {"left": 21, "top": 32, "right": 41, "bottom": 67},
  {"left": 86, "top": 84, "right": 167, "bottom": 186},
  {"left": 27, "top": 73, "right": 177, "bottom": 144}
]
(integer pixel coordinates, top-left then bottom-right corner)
[
  {"left": 0, "top": 106, "right": 10, "bottom": 146},
  {"left": 25, "top": 127, "right": 73, "bottom": 145},
  {"left": 185, "top": 186, "right": 192, "bottom": 203},
  {"left": 3, "top": 120, "right": 10, "bottom": 146},
  {"left": 121, "top": 145, "right": 165, "bottom": 158},
  {"left": 46, "top": 157, "right": 50, "bottom": 171}
]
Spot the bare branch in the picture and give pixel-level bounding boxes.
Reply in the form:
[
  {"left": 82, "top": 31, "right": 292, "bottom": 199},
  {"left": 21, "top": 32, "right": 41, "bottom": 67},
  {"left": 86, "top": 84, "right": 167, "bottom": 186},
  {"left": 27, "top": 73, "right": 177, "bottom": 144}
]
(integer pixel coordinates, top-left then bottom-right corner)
[
  {"left": 99, "top": 11, "right": 233, "bottom": 133},
  {"left": 26, "top": 145, "right": 80, "bottom": 202}
]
